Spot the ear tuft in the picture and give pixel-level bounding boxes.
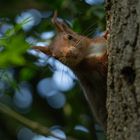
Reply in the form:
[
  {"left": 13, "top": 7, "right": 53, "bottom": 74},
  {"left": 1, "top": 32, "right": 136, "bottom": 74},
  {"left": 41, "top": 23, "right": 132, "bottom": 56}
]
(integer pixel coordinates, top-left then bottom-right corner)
[
  {"left": 51, "top": 11, "right": 65, "bottom": 32},
  {"left": 51, "top": 11, "right": 58, "bottom": 24},
  {"left": 51, "top": 11, "right": 74, "bottom": 34}
]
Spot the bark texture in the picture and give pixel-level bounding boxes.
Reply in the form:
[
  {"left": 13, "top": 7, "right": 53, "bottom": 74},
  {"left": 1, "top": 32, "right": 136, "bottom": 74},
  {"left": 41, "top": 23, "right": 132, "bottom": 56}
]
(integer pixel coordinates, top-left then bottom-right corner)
[{"left": 106, "top": 0, "right": 140, "bottom": 139}]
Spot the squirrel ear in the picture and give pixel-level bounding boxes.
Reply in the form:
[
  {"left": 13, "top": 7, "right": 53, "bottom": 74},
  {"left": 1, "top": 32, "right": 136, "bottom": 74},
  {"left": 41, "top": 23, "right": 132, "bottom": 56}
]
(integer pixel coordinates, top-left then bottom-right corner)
[
  {"left": 51, "top": 11, "right": 74, "bottom": 34},
  {"left": 51, "top": 11, "right": 64, "bottom": 32},
  {"left": 32, "top": 46, "right": 52, "bottom": 56}
]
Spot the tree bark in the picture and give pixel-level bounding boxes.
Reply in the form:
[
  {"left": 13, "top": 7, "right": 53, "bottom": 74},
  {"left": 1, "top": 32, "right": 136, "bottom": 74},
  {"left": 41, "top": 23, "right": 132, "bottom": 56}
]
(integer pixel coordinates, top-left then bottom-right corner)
[{"left": 106, "top": 0, "right": 140, "bottom": 139}]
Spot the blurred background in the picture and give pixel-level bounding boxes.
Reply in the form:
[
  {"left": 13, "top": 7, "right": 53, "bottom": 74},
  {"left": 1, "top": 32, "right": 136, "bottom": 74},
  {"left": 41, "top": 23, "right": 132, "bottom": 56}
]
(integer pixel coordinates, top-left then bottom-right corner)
[{"left": 0, "top": 0, "right": 106, "bottom": 139}]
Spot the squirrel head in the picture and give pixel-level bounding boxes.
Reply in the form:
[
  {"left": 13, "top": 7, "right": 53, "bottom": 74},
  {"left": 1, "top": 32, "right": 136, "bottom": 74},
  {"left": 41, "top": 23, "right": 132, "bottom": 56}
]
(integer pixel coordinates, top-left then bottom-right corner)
[{"left": 33, "top": 11, "right": 107, "bottom": 69}]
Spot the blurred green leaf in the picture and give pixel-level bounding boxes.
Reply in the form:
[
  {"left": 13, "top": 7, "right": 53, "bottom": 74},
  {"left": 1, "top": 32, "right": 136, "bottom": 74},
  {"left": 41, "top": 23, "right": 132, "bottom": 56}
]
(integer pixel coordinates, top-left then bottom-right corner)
[
  {"left": 0, "top": 32, "right": 29, "bottom": 67},
  {"left": 19, "top": 67, "right": 36, "bottom": 81}
]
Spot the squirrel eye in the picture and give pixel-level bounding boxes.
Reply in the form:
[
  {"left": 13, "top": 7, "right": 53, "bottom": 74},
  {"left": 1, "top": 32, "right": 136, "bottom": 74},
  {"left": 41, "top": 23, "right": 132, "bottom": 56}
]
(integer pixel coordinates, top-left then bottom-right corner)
[{"left": 68, "top": 35, "right": 73, "bottom": 40}]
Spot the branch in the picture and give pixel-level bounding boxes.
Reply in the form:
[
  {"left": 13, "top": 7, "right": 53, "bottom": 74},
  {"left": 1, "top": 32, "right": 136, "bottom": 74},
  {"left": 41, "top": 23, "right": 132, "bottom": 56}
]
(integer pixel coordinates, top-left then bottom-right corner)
[{"left": 0, "top": 102, "right": 77, "bottom": 140}]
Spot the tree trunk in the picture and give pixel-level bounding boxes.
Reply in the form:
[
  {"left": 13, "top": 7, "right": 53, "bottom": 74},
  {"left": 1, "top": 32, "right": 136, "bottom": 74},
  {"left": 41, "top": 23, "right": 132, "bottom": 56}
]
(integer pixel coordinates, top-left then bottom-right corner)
[{"left": 106, "top": 0, "right": 140, "bottom": 139}]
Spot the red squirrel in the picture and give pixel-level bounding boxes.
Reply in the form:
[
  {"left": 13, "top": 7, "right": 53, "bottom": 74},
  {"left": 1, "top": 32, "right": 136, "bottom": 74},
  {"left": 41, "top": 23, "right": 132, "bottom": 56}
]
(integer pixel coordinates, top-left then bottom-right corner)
[{"left": 33, "top": 11, "right": 108, "bottom": 130}]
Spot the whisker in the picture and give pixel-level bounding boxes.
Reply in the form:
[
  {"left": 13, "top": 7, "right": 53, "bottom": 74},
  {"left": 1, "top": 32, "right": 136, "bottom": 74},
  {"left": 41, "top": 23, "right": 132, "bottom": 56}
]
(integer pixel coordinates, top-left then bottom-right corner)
[
  {"left": 73, "top": 23, "right": 97, "bottom": 48},
  {"left": 84, "top": 27, "right": 97, "bottom": 38},
  {"left": 73, "top": 36, "right": 82, "bottom": 48},
  {"left": 73, "top": 30, "right": 94, "bottom": 48},
  {"left": 81, "top": 23, "right": 97, "bottom": 37}
]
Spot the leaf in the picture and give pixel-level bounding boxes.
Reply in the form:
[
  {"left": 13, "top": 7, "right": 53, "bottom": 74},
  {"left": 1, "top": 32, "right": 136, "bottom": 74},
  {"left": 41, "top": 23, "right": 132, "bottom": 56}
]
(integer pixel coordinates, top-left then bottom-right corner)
[{"left": 0, "top": 34, "right": 29, "bottom": 67}]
